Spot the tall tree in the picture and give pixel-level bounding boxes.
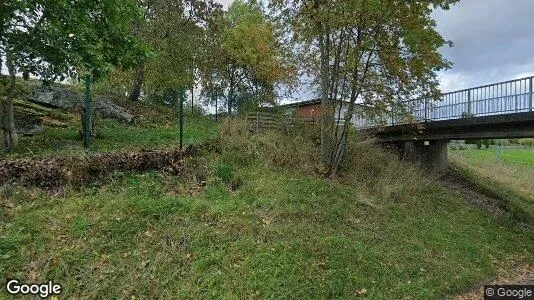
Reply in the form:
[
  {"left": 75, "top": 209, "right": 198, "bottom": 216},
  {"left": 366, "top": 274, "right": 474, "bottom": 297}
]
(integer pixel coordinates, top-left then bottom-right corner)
[
  {"left": 270, "top": 0, "right": 458, "bottom": 176},
  {"left": 200, "top": 0, "right": 294, "bottom": 115},
  {"left": 0, "top": 0, "right": 144, "bottom": 151},
  {"left": 123, "top": 0, "right": 222, "bottom": 102}
]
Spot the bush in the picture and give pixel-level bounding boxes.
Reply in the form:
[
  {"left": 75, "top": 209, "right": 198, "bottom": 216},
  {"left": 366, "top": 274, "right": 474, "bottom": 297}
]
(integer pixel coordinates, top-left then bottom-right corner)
[
  {"left": 466, "top": 139, "right": 491, "bottom": 149},
  {"left": 219, "top": 118, "right": 320, "bottom": 173}
]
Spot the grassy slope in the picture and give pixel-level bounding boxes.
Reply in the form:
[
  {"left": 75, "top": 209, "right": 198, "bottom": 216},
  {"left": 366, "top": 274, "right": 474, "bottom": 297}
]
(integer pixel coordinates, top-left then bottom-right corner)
[
  {"left": 450, "top": 148, "right": 534, "bottom": 221},
  {"left": 4, "top": 105, "right": 217, "bottom": 159},
  {"left": 2, "top": 161, "right": 533, "bottom": 298},
  {"left": 3, "top": 79, "right": 218, "bottom": 158}
]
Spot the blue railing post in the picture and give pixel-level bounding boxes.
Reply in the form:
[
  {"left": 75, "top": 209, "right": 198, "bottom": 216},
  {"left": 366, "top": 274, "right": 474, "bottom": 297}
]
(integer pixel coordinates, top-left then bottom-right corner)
[
  {"left": 425, "top": 99, "right": 428, "bottom": 122},
  {"left": 467, "top": 89, "right": 472, "bottom": 116},
  {"left": 530, "top": 77, "right": 533, "bottom": 112}
]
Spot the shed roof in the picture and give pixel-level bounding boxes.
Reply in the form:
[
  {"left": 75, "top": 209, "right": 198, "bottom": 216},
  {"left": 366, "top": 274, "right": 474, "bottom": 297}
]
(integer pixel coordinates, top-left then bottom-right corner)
[{"left": 281, "top": 99, "right": 370, "bottom": 108}]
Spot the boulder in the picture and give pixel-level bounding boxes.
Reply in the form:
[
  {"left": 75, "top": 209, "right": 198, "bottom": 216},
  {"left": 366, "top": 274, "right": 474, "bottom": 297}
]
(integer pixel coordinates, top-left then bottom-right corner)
[
  {"left": 93, "top": 95, "right": 134, "bottom": 124},
  {"left": 19, "top": 124, "right": 45, "bottom": 136},
  {"left": 30, "top": 85, "right": 134, "bottom": 124}
]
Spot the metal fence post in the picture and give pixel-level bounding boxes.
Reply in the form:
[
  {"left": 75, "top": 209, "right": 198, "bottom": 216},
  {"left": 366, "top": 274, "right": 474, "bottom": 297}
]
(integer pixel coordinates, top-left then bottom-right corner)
[
  {"left": 178, "top": 86, "right": 185, "bottom": 150},
  {"left": 255, "top": 112, "right": 259, "bottom": 133},
  {"left": 425, "top": 99, "right": 428, "bottom": 122},
  {"left": 83, "top": 74, "right": 92, "bottom": 150},
  {"left": 530, "top": 77, "right": 533, "bottom": 112},
  {"left": 215, "top": 91, "right": 218, "bottom": 122},
  {"left": 467, "top": 89, "right": 472, "bottom": 116}
]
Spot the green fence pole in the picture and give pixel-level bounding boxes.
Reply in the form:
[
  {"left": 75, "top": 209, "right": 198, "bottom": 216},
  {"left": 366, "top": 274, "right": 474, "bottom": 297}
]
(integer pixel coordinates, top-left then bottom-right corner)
[
  {"left": 191, "top": 86, "right": 194, "bottom": 113},
  {"left": 83, "top": 74, "right": 92, "bottom": 150},
  {"left": 214, "top": 91, "right": 218, "bottom": 122},
  {"left": 179, "top": 86, "right": 185, "bottom": 150}
]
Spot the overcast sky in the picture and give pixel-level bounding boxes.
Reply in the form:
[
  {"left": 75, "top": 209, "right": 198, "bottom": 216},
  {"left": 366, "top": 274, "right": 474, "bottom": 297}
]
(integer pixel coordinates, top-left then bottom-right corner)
[
  {"left": 216, "top": 0, "right": 534, "bottom": 96},
  {"left": 433, "top": 0, "right": 534, "bottom": 92}
]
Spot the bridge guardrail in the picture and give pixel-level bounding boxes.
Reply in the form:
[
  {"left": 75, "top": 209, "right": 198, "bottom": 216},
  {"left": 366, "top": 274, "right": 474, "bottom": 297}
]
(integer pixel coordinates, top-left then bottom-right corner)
[{"left": 355, "top": 75, "right": 534, "bottom": 128}]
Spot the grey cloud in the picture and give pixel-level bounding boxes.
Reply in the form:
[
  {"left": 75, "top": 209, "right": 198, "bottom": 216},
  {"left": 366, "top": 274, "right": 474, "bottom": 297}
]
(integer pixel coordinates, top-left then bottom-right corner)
[{"left": 433, "top": 0, "right": 534, "bottom": 91}]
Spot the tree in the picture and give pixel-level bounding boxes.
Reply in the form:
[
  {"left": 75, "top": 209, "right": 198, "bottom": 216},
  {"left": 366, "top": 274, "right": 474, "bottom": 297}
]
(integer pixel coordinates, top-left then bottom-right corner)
[
  {"left": 0, "top": 0, "right": 144, "bottom": 151},
  {"left": 119, "top": 0, "right": 223, "bottom": 103},
  {"left": 270, "top": 0, "right": 458, "bottom": 176},
  {"left": 199, "top": 0, "right": 294, "bottom": 115}
]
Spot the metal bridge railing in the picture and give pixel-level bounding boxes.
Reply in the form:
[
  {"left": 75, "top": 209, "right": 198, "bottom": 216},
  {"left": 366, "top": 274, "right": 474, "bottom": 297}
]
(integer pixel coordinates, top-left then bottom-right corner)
[{"left": 355, "top": 75, "right": 534, "bottom": 128}]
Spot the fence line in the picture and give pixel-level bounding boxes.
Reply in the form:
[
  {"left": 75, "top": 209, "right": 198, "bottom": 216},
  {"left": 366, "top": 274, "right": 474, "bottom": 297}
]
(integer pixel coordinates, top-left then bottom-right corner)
[{"left": 355, "top": 75, "right": 534, "bottom": 128}]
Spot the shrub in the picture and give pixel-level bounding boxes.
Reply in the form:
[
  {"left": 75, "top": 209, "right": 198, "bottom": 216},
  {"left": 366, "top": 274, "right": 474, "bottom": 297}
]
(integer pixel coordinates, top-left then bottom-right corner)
[{"left": 219, "top": 117, "right": 320, "bottom": 173}]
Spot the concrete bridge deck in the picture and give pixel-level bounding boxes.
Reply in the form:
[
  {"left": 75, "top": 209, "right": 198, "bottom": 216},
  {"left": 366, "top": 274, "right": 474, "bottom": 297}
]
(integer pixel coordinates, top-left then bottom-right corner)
[
  {"left": 364, "top": 111, "right": 534, "bottom": 142},
  {"left": 357, "top": 76, "right": 534, "bottom": 170}
]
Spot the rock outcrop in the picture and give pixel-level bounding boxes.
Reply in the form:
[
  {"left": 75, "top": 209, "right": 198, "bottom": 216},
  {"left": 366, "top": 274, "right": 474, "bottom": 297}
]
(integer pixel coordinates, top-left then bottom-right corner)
[{"left": 30, "top": 85, "right": 134, "bottom": 124}]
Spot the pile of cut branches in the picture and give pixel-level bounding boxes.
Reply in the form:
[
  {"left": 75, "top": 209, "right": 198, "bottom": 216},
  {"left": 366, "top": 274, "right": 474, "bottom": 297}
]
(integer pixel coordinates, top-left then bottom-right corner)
[{"left": 0, "top": 146, "right": 194, "bottom": 188}]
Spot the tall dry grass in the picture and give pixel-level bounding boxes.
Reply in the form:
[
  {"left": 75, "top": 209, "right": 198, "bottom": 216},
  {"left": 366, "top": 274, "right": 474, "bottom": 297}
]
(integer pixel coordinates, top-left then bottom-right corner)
[
  {"left": 218, "top": 118, "right": 432, "bottom": 202},
  {"left": 219, "top": 117, "right": 320, "bottom": 173},
  {"left": 341, "top": 137, "right": 433, "bottom": 201}
]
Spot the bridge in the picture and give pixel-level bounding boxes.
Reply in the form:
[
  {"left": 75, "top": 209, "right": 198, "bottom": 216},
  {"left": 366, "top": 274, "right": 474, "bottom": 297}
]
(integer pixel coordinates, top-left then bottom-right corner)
[{"left": 358, "top": 76, "right": 534, "bottom": 170}]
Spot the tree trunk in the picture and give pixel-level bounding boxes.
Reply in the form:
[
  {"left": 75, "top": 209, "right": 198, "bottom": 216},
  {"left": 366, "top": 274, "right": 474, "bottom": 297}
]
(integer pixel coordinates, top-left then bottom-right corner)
[
  {"left": 319, "top": 23, "right": 334, "bottom": 175},
  {"left": 330, "top": 45, "right": 375, "bottom": 177},
  {"left": 228, "top": 66, "right": 236, "bottom": 116},
  {"left": 128, "top": 59, "right": 145, "bottom": 101},
  {"left": 1, "top": 52, "right": 18, "bottom": 152}
]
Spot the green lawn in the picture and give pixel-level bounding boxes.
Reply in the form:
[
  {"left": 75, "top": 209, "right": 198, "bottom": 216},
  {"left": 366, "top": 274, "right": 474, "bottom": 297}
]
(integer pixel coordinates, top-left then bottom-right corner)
[
  {"left": 3, "top": 115, "right": 218, "bottom": 159},
  {"left": 454, "top": 147, "right": 534, "bottom": 168},
  {"left": 450, "top": 148, "right": 534, "bottom": 200},
  {"left": 2, "top": 159, "right": 533, "bottom": 298},
  {"left": 450, "top": 147, "right": 534, "bottom": 222}
]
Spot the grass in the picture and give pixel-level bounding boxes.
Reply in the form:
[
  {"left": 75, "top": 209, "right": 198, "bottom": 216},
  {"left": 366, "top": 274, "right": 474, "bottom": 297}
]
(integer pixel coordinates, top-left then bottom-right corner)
[
  {"left": 3, "top": 115, "right": 218, "bottom": 159},
  {"left": 450, "top": 147, "right": 534, "bottom": 222},
  {"left": 453, "top": 147, "right": 534, "bottom": 168},
  {"left": 2, "top": 132, "right": 534, "bottom": 298}
]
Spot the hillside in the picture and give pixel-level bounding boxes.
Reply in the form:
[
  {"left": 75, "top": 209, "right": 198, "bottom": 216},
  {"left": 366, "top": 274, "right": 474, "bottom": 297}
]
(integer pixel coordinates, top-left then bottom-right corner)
[
  {"left": 1, "top": 117, "right": 533, "bottom": 298},
  {"left": 3, "top": 79, "right": 217, "bottom": 159}
]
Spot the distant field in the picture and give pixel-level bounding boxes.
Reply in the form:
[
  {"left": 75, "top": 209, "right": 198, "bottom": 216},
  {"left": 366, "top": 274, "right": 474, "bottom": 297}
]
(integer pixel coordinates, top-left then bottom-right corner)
[
  {"left": 452, "top": 147, "right": 534, "bottom": 168},
  {"left": 450, "top": 147, "right": 534, "bottom": 221}
]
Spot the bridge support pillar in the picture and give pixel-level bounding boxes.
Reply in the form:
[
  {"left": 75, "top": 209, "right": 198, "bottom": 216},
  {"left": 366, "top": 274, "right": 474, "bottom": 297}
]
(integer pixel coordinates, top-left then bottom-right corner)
[{"left": 402, "top": 140, "right": 449, "bottom": 171}]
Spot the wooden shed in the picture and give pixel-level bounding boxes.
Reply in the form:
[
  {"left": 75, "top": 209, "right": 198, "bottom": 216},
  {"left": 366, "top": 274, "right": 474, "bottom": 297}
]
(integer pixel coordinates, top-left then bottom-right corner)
[
  {"left": 281, "top": 99, "right": 358, "bottom": 124},
  {"left": 282, "top": 99, "right": 324, "bottom": 123}
]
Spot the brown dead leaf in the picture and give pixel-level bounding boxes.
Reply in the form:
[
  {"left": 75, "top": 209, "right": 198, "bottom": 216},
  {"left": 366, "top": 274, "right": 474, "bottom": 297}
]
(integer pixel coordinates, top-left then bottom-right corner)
[{"left": 354, "top": 288, "right": 368, "bottom": 296}]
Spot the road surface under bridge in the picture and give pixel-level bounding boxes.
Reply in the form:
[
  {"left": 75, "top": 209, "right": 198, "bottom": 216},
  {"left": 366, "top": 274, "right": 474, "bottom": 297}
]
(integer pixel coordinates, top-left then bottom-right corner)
[{"left": 358, "top": 76, "right": 534, "bottom": 170}]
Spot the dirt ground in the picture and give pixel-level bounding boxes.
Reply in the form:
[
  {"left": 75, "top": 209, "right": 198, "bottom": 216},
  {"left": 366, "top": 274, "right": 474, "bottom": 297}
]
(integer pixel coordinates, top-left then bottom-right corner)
[
  {"left": 440, "top": 168, "right": 510, "bottom": 219},
  {"left": 453, "top": 263, "right": 534, "bottom": 299}
]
